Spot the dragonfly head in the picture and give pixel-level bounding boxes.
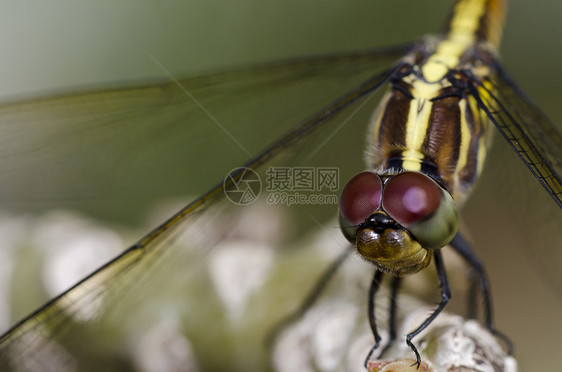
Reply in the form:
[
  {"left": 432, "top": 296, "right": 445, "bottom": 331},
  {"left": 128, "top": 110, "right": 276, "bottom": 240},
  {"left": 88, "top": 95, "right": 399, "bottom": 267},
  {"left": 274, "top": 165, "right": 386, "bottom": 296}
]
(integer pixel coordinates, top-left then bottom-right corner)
[{"left": 339, "top": 171, "right": 459, "bottom": 275}]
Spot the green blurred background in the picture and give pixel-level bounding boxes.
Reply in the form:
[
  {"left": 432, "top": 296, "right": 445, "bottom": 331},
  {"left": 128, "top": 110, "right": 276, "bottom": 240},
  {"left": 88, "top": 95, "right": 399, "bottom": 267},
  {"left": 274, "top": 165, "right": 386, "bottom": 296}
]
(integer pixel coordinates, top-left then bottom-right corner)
[{"left": 0, "top": 0, "right": 560, "bottom": 370}]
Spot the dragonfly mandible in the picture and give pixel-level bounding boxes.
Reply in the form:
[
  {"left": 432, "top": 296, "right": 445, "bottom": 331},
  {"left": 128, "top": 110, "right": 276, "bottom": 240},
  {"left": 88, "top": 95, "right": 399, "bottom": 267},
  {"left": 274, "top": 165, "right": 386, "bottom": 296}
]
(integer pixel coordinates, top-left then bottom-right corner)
[{"left": 0, "top": 0, "right": 560, "bottom": 371}]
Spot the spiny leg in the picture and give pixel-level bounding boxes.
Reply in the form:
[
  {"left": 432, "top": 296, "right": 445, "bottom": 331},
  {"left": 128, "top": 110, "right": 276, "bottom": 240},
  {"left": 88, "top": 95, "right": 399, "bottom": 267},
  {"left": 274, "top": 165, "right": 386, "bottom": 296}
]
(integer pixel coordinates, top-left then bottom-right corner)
[
  {"left": 265, "top": 248, "right": 353, "bottom": 348},
  {"left": 405, "top": 250, "right": 451, "bottom": 369},
  {"left": 378, "top": 275, "right": 402, "bottom": 358},
  {"left": 449, "top": 233, "right": 513, "bottom": 353},
  {"left": 363, "top": 269, "right": 385, "bottom": 368}
]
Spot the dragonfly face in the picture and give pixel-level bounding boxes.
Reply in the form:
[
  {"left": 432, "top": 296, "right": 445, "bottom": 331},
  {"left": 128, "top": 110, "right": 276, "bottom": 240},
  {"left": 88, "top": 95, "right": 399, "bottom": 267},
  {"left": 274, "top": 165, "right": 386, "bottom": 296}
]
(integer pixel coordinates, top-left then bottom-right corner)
[
  {"left": 3, "top": 0, "right": 560, "bottom": 372},
  {"left": 339, "top": 171, "right": 458, "bottom": 275}
]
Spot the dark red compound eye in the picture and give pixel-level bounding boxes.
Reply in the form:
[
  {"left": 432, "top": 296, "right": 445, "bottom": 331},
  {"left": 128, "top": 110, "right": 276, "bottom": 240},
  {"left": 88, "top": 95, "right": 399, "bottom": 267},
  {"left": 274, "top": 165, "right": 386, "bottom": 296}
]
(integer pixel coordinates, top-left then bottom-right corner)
[
  {"left": 339, "top": 172, "right": 383, "bottom": 225},
  {"left": 382, "top": 172, "right": 442, "bottom": 227}
]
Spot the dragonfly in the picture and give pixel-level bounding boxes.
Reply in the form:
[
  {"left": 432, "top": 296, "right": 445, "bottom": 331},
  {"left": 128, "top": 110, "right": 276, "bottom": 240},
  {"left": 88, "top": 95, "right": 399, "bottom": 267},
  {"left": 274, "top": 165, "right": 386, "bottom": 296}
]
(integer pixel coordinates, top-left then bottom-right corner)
[{"left": 0, "top": 0, "right": 561, "bottom": 371}]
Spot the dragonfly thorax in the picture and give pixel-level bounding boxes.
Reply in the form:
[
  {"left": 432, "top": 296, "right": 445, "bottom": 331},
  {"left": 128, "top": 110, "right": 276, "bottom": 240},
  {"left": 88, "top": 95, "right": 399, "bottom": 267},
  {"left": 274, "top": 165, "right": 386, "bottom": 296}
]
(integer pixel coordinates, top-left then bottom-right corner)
[{"left": 367, "top": 66, "right": 492, "bottom": 204}]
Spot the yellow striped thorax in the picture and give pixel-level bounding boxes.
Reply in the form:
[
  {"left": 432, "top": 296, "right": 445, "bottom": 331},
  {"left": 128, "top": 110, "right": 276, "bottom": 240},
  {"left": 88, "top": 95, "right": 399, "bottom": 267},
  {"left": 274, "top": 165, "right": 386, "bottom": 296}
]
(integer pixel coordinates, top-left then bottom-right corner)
[
  {"left": 340, "top": 0, "right": 508, "bottom": 275},
  {"left": 368, "top": 0, "right": 506, "bottom": 203}
]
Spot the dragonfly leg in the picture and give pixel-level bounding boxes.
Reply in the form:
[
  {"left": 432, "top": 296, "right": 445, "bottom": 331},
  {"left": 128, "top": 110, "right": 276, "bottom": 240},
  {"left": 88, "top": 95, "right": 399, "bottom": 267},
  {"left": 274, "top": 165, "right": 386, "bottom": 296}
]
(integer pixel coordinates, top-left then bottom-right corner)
[
  {"left": 363, "top": 269, "right": 384, "bottom": 368},
  {"left": 265, "top": 248, "right": 352, "bottom": 348},
  {"left": 449, "top": 233, "right": 513, "bottom": 353},
  {"left": 378, "top": 275, "right": 401, "bottom": 358},
  {"left": 405, "top": 250, "right": 451, "bottom": 369}
]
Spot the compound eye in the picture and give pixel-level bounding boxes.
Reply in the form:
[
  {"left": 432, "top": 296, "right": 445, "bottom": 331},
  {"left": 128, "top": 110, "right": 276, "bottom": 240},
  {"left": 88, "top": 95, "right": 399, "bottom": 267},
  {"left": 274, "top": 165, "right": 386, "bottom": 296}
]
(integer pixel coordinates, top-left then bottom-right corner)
[
  {"left": 382, "top": 172, "right": 458, "bottom": 249},
  {"left": 382, "top": 172, "right": 441, "bottom": 226},
  {"left": 339, "top": 172, "right": 383, "bottom": 226}
]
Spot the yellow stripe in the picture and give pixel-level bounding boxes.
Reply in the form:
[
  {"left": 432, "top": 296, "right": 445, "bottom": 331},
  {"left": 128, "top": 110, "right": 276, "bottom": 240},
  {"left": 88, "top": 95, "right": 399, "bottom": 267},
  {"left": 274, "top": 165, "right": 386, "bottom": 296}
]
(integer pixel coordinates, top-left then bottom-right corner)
[
  {"left": 455, "top": 99, "right": 471, "bottom": 186},
  {"left": 402, "top": 96, "right": 434, "bottom": 172},
  {"left": 470, "top": 95, "right": 489, "bottom": 176},
  {"left": 422, "top": 0, "right": 489, "bottom": 82}
]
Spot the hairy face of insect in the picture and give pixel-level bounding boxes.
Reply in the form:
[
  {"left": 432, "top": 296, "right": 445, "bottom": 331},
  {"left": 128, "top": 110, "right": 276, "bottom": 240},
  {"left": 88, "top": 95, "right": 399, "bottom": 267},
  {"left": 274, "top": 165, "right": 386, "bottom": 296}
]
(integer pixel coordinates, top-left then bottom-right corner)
[
  {"left": 355, "top": 218, "right": 432, "bottom": 275},
  {"left": 339, "top": 171, "right": 458, "bottom": 275}
]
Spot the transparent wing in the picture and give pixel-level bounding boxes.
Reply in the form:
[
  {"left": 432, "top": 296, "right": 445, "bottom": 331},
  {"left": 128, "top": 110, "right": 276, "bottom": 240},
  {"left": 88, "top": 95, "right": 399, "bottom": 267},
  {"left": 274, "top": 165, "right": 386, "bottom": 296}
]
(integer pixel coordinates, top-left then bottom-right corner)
[
  {"left": 0, "top": 48, "right": 406, "bottom": 372},
  {"left": 0, "top": 46, "right": 408, "bottom": 223},
  {"left": 466, "top": 58, "right": 562, "bottom": 305},
  {"left": 471, "top": 60, "right": 562, "bottom": 207}
]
